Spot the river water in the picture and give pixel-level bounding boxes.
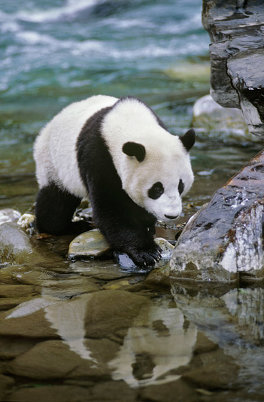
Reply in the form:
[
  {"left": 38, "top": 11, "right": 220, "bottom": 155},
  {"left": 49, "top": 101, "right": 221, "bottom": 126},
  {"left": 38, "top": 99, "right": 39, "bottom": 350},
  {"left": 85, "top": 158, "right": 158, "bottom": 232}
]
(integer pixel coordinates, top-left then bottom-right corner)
[{"left": 0, "top": 1, "right": 263, "bottom": 401}]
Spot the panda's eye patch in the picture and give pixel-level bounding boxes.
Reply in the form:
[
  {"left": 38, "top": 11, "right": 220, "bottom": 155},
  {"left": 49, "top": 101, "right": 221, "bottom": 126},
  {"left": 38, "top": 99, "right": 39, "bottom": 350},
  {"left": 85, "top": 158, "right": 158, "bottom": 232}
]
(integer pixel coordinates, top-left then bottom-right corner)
[
  {"left": 148, "top": 182, "right": 164, "bottom": 200},
  {"left": 178, "top": 179, "right": 184, "bottom": 195}
]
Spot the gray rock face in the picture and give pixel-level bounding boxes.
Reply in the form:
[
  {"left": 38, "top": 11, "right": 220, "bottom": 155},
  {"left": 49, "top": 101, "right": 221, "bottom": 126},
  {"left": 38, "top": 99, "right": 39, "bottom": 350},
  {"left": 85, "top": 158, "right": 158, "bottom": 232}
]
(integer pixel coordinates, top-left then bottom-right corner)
[
  {"left": 170, "top": 150, "right": 264, "bottom": 283},
  {"left": 202, "top": 0, "right": 264, "bottom": 137}
]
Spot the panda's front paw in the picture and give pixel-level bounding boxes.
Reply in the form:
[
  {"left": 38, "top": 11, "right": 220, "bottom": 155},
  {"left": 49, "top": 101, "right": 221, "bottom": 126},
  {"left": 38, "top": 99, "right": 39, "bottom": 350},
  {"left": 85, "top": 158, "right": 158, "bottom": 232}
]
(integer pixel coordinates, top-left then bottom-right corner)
[{"left": 128, "top": 245, "right": 161, "bottom": 268}]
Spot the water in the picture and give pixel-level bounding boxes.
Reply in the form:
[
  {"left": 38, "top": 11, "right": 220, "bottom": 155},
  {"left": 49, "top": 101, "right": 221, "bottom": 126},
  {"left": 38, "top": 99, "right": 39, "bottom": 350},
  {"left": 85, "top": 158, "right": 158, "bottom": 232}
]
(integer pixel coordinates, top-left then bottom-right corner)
[{"left": 0, "top": 0, "right": 263, "bottom": 401}]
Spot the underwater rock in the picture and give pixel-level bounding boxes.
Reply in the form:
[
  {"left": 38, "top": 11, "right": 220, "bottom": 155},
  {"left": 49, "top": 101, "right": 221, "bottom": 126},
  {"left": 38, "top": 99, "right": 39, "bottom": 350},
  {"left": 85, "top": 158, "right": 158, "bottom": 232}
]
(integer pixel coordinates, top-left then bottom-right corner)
[
  {"left": 0, "top": 209, "right": 21, "bottom": 225},
  {"left": 202, "top": 0, "right": 264, "bottom": 138},
  {"left": 68, "top": 229, "right": 110, "bottom": 259},
  {"left": 192, "top": 94, "right": 255, "bottom": 143},
  {"left": 0, "top": 222, "right": 34, "bottom": 264},
  {"left": 170, "top": 150, "right": 264, "bottom": 283}
]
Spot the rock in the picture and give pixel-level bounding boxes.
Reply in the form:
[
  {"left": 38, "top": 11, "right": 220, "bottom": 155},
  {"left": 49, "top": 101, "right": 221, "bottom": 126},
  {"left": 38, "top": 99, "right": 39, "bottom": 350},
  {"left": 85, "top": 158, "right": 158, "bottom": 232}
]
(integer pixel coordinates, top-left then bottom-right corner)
[
  {"left": 171, "top": 285, "right": 264, "bottom": 394},
  {"left": 0, "top": 337, "right": 37, "bottom": 360},
  {"left": 140, "top": 378, "right": 197, "bottom": 402},
  {"left": 0, "top": 223, "right": 34, "bottom": 264},
  {"left": 202, "top": 0, "right": 264, "bottom": 138},
  {"left": 6, "top": 386, "right": 91, "bottom": 402},
  {"left": 0, "top": 284, "right": 37, "bottom": 298},
  {"left": 70, "top": 260, "right": 132, "bottom": 280},
  {"left": 6, "top": 382, "right": 137, "bottom": 402},
  {"left": 192, "top": 94, "right": 255, "bottom": 143},
  {"left": 17, "top": 213, "right": 35, "bottom": 234},
  {"left": 0, "top": 209, "right": 21, "bottom": 225},
  {"left": 0, "top": 374, "right": 14, "bottom": 401},
  {"left": 68, "top": 228, "right": 110, "bottom": 259},
  {"left": 6, "top": 339, "right": 117, "bottom": 380},
  {"left": 83, "top": 290, "right": 148, "bottom": 339},
  {"left": 0, "top": 306, "right": 58, "bottom": 338},
  {"left": 170, "top": 150, "right": 264, "bottom": 282}
]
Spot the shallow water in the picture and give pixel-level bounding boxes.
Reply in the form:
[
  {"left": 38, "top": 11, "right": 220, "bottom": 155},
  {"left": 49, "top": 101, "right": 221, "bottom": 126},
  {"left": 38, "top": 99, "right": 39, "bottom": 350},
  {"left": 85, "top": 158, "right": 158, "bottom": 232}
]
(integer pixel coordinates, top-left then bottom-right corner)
[{"left": 0, "top": 0, "right": 264, "bottom": 401}]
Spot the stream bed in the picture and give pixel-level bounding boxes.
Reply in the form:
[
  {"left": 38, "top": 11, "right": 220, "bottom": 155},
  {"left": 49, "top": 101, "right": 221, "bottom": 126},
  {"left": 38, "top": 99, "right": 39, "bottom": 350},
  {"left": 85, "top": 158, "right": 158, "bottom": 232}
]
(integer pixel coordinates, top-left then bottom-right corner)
[{"left": 0, "top": 0, "right": 264, "bottom": 401}]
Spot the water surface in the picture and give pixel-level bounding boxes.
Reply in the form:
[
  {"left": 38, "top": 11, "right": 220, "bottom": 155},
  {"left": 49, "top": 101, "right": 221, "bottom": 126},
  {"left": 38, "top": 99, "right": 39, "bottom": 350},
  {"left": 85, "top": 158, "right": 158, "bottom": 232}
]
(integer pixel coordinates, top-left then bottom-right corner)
[{"left": 0, "top": 0, "right": 263, "bottom": 401}]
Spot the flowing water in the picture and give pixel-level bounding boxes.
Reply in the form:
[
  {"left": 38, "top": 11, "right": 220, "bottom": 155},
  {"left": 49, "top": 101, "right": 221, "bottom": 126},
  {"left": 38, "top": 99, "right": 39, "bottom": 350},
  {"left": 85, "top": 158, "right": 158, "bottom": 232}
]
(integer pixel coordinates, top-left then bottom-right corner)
[{"left": 0, "top": 0, "right": 263, "bottom": 401}]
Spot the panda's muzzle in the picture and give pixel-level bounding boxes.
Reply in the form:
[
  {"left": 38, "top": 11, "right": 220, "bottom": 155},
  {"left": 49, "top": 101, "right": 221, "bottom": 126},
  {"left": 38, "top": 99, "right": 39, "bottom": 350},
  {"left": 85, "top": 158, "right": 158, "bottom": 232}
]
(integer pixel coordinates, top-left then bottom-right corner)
[{"left": 164, "top": 214, "right": 178, "bottom": 220}]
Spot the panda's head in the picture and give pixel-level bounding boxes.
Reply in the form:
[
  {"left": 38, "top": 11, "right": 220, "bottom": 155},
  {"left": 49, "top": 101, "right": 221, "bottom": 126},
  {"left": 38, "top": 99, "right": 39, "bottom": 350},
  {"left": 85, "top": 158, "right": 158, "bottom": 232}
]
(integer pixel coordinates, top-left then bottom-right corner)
[
  {"left": 121, "top": 129, "right": 195, "bottom": 223},
  {"left": 102, "top": 97, "right": 195, "bottom": 223}
]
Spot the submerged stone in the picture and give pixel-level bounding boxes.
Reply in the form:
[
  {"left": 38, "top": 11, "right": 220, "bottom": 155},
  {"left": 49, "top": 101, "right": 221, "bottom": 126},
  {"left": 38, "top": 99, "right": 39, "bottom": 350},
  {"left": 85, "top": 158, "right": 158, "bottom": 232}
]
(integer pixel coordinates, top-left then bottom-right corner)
[
  {"left": 0, "top": 223, "right": 33, "bottom": 264},
  {"left": 68, "top": 229, "right": 110, "bottom": 259},
  {"left": 170, "top": 150, "right": 264, "bottom": 283}
]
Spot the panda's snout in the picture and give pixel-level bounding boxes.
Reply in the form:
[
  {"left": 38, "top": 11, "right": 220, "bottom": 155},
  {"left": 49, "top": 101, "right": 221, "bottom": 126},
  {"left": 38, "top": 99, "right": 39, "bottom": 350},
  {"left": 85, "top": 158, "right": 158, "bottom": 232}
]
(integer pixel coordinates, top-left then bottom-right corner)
[{"left": 164, "top": 214, "right": 178, "bottom": 220}]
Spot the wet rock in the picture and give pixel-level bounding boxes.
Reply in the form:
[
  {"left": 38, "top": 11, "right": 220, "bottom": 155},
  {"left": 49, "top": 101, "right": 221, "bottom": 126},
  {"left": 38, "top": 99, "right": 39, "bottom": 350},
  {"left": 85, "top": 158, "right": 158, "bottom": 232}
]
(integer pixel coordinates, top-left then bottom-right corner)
[
  {"left": 192, "top": 94, "right": 254, "bottom": 143},
  {"left": 171, "top": 285, "right": 264, "bottom": 394},
  {"left": 202, "top": 0, "right": 264, "bottom": 137},
  {"left": 0, "top": 297, "right": 33, "bottom": 311},
  {"left": 70, "top": 260, "right": 132, "bottom": 280},
  {"left": 0, "top": 209, "right": 21, "bottom": 225},
  {"left": 6, "top": 386, "right": 91, "bottom": 402},
  {"left": 0, "top": 337, "right": 37, "bottom": 360},
  {"left": 0, "top": 284, "right": 37, "bottom": 298},
  {"left": 6, "top": 382, "right": 137, "bottom": 402},
  {"left": 83, "top": 290, "right": 148, "bottom": 338},
  {"left": 68, "top": 228, "right": 110, "bottom": 259},
  {"left": 0, "top": 374, "right": 14, "bottom": 401},
  {"left": 0, "top": 222, "right": 37, "bottom": 264},
  {"left": 140, "top": 378, "right": 197, "bottom": 402},
  {"left": 6, "top": 339, "right": 118, "bottom": 380},
  {"left": 0, "top": 306, "right": 58, "bottom": 338},
  {"left": 17, "top": 213, "right": 35, "bottom": 234},
  {"left": 170, "top": 150, "right": 264, "bottom": 282},
  {"left": 193, "top": 332, "right": 218, "bottom": 355}
]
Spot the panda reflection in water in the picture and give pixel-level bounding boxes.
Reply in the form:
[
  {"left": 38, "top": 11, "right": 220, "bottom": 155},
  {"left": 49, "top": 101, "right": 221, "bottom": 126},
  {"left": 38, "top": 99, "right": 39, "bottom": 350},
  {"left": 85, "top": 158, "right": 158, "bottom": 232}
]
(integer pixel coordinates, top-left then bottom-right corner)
[{"left": 34, "top": 96, "right": 195, "bottom": 267}]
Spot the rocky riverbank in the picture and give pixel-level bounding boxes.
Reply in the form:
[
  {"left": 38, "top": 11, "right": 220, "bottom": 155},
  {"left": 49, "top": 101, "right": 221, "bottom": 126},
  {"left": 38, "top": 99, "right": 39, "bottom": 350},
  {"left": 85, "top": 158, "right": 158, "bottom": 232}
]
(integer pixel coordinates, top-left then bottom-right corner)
[{"left": 202, "top": 0, "right": 264, "bottom": 138}]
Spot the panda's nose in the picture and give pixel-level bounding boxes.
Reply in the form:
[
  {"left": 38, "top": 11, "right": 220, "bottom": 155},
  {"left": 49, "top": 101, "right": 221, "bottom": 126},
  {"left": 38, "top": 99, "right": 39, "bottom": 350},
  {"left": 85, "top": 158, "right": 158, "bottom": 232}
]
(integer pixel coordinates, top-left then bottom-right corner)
[{"left": 165, "top": 214, "right": 178, "bottom": 220}]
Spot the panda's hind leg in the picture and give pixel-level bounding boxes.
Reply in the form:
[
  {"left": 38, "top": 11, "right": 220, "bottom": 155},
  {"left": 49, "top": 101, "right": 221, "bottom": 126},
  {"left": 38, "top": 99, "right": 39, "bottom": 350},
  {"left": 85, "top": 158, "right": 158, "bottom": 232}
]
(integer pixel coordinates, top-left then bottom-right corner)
[{"left": 35, "top": 182, "right": 91, "bottom": 235}]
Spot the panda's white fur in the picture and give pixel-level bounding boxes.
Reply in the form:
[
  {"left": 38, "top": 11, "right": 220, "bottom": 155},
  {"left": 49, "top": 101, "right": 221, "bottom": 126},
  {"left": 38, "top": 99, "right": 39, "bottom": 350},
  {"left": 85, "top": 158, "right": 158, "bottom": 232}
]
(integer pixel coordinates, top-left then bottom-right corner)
[
  {"left": 34, "top": 95, "right": 118, "bottom": 198},
  {"left": 34, "top": 95, "right": 195, "bottom": 267},
  {"left": 102, "top": 97, "right": 194, "bottom": 223}
]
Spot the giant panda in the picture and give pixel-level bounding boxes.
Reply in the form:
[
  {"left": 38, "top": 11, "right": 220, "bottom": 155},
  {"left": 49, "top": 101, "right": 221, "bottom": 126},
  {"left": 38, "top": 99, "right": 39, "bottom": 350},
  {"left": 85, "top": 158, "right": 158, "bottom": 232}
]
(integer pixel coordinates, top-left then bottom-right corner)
[{"left": 34, "top": 95, "right": 195, "bottom": 267}]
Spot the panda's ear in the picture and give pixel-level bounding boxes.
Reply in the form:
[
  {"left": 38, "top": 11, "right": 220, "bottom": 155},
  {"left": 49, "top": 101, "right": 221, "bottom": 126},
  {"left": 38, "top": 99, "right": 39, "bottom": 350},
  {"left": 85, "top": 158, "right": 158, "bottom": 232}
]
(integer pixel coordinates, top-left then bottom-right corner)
[
  {"left": 180, "top": 129, "right": 195, "bottom": 152},
  {"left": 122, "top": 142, "right": 146, "bottom": 162}
]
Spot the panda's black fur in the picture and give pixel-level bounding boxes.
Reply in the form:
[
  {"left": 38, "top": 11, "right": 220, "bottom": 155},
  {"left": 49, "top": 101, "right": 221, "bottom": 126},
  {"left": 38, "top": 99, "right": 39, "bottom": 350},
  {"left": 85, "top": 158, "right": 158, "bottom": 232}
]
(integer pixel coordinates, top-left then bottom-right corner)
[
  {"left": 77, "top": 105, "right": 160, "bottom": 266},
  {"left": 34, "top": 96, "right": 195, "bottom": 267}
]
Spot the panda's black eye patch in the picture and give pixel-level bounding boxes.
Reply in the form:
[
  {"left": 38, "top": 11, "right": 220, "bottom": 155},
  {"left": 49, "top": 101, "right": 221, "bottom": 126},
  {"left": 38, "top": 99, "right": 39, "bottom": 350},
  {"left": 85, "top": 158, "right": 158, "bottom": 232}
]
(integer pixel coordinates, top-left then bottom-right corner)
[
  {"left": 148, "top": 182, "right": 164, "bottom": 200},
  {"left": 178, "top": 179, "right": 184, "bottom": 195}
]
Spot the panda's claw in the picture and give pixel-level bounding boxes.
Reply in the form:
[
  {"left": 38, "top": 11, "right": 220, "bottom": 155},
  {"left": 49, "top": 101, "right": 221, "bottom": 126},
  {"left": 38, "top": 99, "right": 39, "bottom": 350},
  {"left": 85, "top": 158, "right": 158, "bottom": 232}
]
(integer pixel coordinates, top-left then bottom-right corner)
[{"left": 127, "top": 245, "right": 161, "bottom": 268}]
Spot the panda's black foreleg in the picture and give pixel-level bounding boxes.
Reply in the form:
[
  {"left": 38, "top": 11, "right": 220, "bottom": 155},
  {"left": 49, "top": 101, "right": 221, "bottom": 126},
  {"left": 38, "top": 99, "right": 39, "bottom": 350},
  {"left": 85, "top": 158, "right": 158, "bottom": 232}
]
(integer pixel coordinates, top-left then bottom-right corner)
[
  {"left": 35, "top": 182, "right": 91, "bottom": 235},
  {"left": 95, "top": 211, "right": 161, "bottom": 267}
]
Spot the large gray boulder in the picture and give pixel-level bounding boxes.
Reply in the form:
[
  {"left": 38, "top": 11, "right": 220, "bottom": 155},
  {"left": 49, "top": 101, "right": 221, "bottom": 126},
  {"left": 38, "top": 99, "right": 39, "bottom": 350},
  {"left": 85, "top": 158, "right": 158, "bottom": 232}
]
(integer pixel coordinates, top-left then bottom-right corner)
[
  {"left": 202, "top": 0, "right": 264, "bottom": 138},
  {"left": 170, "top": 150, "right": 264, "bottom": 283}
]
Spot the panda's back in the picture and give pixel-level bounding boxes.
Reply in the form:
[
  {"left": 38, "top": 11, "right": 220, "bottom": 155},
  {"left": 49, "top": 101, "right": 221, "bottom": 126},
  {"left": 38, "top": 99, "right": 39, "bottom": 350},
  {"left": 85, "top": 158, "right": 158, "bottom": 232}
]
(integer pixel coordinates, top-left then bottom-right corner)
[{"left": 34, "top": 95, "right": 118, "bottom": 198}]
